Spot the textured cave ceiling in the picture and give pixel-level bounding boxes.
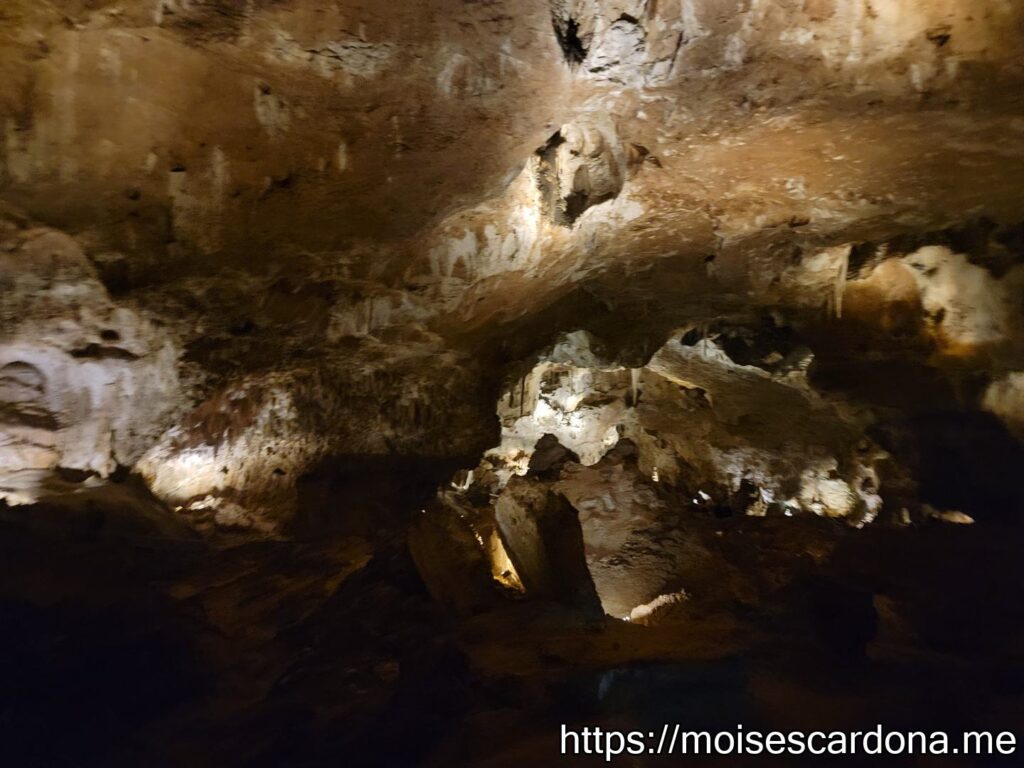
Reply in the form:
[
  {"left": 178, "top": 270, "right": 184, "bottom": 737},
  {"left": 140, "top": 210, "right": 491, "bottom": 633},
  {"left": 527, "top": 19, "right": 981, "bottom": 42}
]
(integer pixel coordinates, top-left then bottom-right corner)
[
  {"left": 2, "top": 2, "right": 1024, "bottom": 764},
  {"left": 3, "top": 0, "right": 1023, "bottom": 532}
]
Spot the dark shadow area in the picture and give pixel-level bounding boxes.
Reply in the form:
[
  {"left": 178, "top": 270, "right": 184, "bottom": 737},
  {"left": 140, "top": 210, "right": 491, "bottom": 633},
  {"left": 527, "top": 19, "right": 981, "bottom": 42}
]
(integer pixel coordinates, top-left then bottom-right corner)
[
  {"left": 552, "top": 16, "right": 588, "bottom": 66},
  {"left": 1, "top": 497, "right": 1021, "bottom": 766},
  {"left": 871, "top": 411, "right": 1024, "bottom": 523},
  {"left": 292, "top": 454, "right": 471, "bottom": 540}
]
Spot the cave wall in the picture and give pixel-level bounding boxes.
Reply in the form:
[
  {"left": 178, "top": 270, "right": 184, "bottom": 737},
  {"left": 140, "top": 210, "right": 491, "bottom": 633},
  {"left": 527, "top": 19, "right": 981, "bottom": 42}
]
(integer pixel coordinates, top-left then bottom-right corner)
[{"left": 1, "top": 1, "right": 1023, "bottom": 534}]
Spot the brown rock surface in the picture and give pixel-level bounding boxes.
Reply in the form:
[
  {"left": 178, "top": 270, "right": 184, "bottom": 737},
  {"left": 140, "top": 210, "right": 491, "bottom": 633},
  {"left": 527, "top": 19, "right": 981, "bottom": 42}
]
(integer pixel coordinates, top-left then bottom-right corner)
[
  {"left": 3, "top": 3, "right": 1024, "bottom": 764},
  {"left": 495, "top": 475, "right": 602, "bottom": 613}
]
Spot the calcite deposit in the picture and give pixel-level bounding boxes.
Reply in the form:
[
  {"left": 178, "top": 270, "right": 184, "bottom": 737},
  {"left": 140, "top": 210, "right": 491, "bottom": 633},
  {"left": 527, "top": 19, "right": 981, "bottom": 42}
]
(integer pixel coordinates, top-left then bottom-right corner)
[{"left": 2, "top": 1, "right": 1024, "bottom": 765}]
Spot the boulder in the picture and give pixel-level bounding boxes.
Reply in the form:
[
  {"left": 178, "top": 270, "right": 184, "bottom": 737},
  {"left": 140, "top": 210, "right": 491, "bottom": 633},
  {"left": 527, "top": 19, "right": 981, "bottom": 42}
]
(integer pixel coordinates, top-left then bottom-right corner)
[
  {"left": 408, "top": 498, "right": 498, "bottom": 616},
  {"left": 494, "top": 477, "right": 602, "bottom": 616}
]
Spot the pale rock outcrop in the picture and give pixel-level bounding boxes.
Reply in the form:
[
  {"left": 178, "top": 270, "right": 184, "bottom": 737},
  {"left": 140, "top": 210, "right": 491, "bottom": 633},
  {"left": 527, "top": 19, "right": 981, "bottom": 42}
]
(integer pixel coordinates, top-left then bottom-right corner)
[
  {"left": 901, "top": 246, "right": 1024, "bottom": 351},
  {"left": 491, "top": 331, "right": 632, "bottom": 477},
  {"left": 138, "top": 336, "right": 493, "bottom": 533},
  {"left": 136, "top": 374, "right": 319, "bottom": 534},
  {"left": 479, "top": 327, "right": 886, "bottom": 522},
  {"left": 982, "top": 372, "right": 1024, "bottom": 440},
  {"left": 536, "top": 114, "right": 625, "bottom": 226},
  {"left": 638, "top": 333, "right": 886, "bottom": 521},
  {"left": 0, "top": 218, "right": 181, "bottom": 505}
]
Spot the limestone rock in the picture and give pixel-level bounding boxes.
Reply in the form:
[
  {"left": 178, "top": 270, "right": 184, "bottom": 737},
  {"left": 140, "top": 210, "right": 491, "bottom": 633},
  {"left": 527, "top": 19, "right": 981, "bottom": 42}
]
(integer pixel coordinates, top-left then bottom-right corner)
[
  {"left": 527, "top": 433, "right": 580, "bottom": 479},
  {"left": 0, "top": 220, "right": 182, "bottom": 505},
  {"left": 409, "top": 499, "right": 499, "bottom": 616},
  {"left": 494, "top": 476, "right": 602, "bottom": 615}
]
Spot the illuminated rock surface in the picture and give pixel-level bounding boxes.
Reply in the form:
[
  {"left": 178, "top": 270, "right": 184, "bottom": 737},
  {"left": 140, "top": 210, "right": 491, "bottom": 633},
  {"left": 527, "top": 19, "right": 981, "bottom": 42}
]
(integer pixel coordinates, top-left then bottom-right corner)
[{"left": 2, "top": 1, "right": 1024, "bottom": 765}]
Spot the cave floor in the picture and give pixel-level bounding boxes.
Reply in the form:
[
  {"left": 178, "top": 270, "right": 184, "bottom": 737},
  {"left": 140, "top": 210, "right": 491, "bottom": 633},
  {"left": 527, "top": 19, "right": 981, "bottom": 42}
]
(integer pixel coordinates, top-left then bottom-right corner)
[{"left": 2, "top": 511, "right": 1022, "bottom": 767}]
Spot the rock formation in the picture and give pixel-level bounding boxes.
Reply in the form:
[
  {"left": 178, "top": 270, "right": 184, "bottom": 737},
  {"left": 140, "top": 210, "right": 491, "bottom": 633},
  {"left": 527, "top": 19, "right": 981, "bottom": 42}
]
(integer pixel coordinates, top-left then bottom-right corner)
[{"left": 2, "top": 1, "right": 1024, "bottom": 764}]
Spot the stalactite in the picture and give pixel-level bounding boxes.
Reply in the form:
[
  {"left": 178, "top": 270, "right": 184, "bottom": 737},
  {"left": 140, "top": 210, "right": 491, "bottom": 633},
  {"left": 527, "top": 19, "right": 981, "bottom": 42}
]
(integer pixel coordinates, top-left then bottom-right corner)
[
  {"left": 834, "top": 247, "right": 849, "bottom": 319},
  {"left": 698, "top": 321, "right": 710, "bottom": 358},
  {"left": 630, "top": 367, "right": 641, "bottom": 407}
]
